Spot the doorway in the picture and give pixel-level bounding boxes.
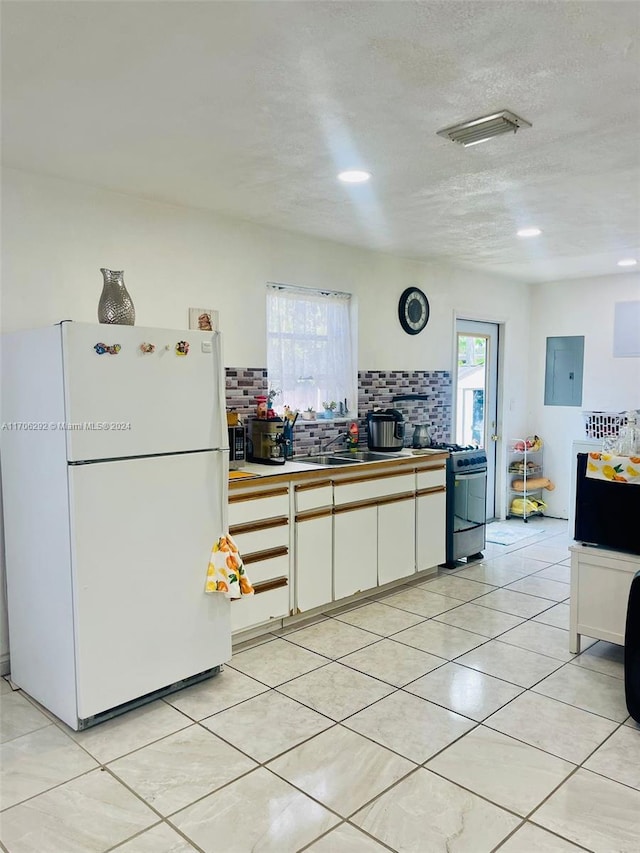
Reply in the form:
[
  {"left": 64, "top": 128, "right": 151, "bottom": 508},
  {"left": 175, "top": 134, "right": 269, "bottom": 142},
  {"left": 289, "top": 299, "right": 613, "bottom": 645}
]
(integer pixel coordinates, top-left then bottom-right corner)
[{"left": 455, "top": 319, "right": 500, "bottom": 521}]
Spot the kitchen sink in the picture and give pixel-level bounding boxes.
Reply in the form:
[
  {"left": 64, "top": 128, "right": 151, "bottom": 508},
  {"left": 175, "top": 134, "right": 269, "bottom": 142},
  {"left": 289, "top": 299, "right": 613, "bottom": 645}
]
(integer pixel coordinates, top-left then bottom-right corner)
[
  {"left": 331, "top": 450, "right": 404, "bottom": 462},
  {"left": 293, "top": 454, "right": 362, "bottom": 465}
]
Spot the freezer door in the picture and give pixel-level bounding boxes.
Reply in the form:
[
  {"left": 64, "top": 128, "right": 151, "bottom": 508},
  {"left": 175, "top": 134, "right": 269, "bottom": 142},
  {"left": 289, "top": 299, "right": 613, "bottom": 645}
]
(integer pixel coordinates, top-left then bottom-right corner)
[
  {"left": 62, "top": 322, "right": 227, "bottom": 461},
  {"left": 68, "top": 450, "right": 231, "bottom": 720}
]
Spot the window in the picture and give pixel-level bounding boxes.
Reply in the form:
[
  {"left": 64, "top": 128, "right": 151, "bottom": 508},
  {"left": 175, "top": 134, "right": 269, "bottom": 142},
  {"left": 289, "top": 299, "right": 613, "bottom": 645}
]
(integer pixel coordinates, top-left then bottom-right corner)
[{"left": 267, "top": 283, "right": 356, "bottom": 415}]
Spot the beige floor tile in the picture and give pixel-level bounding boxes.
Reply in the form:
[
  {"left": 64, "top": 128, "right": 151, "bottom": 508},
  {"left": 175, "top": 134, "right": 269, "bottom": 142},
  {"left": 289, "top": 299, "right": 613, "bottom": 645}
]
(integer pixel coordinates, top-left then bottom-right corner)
[
  {"left": 267, "top": 725, "right": 414, "bottom": 817},
  {"left": 505, "top": 576, "right": 570, "bottom": 602},
  {"left": 533, "top": 768, "right": 640, "bottom": 852},
  {"left": 517, "top": 544, "right": 571, "bottom": 563},
  {"left": 171, "top": 767, "right": 339, "bottom": 852},
  {"left": 108, "top": 724, "right": 256, "bottom": 815},
  {"left": 306, "top": 822, "right": 389, "bottom": 851},
  {"left": 344, "top": 690, "right": 474, "bottom": 762},
  {"left": 276, "top": 662, "right": 393, "bottom": 721},
  {"left": 0, "top": 768, "right": 156, "bottom": 853},
  {"left": 339, "top": 638, "right": 446, "bottom": 687},
  {"left": 584, "top": 725, "right": 640, "bottom": 790},
  {"left": 202, "top": 689, "right": 333, "bottom": 762},
  {"left": 1, "top": 676, "right": 12, "bottom": 694},
  {"left": 534, "top": 564, "right": 571, "bottom": 583},
  {"left": 331, "top": 601, "right": 425, "bottom": 635},
  {"left": 456, "top": 639, "right": 562, "bottom": 688},
  {"left": 65, "top": 699, "right": 192, "bottom": 764},
  {"left": 485, "top": 691, "right": 618, "bottom": 764},
  {"left": 228, "top": 637, "right": 328, "bottom": 686},
  {"left": 453, "top": 561, "right": 535, "bottom": 586},
  {"left": 474, "top": 587, "right": 556, "bottom": 618},
  {"left": 533, "top": 603, "right": 570, "bottom": 630},
  {"left": 498, "top": 621, "right": 580, "bottom": 662},
  {"left": 418, "top": 575, "right": 496, "bottom": 601},
  {"left": 0, "top": 691, "right": 51, "bottom": 743},
  {"left": 569, "top": 640, "right": 625, "bottom": 680},
  {"left": 0, "top": 724, "right": 98, "bottom": 809},
  {"left": 283, "top": 618, "right": 379, "bottom": 658},
  {"left": 481, "top": 551, "right": 552, "bottom": 572},
  {"left": 164, "top": 667, "right": 269, "bottom": 720},
  {"left": 432, "top": 601, "right": 524, "bottom": 638},
  {"left": 352, "top": 767, "right": 520, "bottom": 852},
  {"left": 382, "top": 586, "right": 460, "bottom": 617},
  {"left": 499, "top": 822, "right": 585, "bottom": 851},
  {"left": 427, "top": 725, "right": 574, "bottom": 816},
  {"left": 405, "top": 661, "right": 523, "bottom": 721},
  {"left": 113, "top": 822, "right": 197, "bottom": 852},
  {"left": 393, "top": 619, "right": 487, "bottom": 659},
  {"left": 533, "top": 664, "right": 628, "bottom": 722},
  {"left": 625, "top": 716, "right": 640, "bottom": 729}
]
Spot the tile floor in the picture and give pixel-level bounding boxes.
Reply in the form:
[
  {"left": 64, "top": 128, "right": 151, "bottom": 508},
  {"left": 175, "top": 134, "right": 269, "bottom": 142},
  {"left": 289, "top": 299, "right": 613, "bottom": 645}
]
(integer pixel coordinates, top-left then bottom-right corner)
[{"left": 2, "top": 517, "right": 639, "bottom": 852}]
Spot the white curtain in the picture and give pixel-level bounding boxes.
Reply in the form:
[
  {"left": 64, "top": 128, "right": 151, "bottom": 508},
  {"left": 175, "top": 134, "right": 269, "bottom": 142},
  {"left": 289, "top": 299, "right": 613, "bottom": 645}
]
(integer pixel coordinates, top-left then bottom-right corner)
[{"left": 267, "top": 285, "right": 355, "bottom": 414}]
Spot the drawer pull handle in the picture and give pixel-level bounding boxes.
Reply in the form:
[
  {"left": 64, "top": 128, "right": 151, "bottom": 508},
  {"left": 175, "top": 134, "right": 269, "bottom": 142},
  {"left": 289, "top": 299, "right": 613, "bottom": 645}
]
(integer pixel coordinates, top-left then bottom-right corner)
[
  {"left": 242, "top": 546, "right": 289, "bottom": 565},
  {"left": 253, "top": 577, "right": 288, "bottom": 595}
]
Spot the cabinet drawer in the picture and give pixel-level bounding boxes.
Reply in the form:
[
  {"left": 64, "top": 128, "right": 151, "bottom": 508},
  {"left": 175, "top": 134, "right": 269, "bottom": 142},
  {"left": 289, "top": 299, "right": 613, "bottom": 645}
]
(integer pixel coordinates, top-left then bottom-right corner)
[
  {"left": 417, "top": 468, "right": 446, "bottom": 490},
  {"left": 231, "top": 581, "right": 289, "bottom": 632},
  {"left": 230, "top": 519, "right": 289, "bottom": 556},
  {"left": 295, "top": 481, "right": 333, "bottom": 513},
  {"left": 242, "top": 551, "right": 289, "bottom": 586},
  {"left": 334, "top": 472, "right": 415, "bottom": 506},
  {"left": 228, "top": 489, "right": 289, "bottom": 525}
]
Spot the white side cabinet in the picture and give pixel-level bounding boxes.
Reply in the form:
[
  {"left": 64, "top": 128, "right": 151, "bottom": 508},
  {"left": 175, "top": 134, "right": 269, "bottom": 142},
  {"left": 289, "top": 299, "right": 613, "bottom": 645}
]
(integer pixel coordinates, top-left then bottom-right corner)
[
  {"left": 378, "top": 494, "right": 416, "bottom": 584},
  {"left": 333, "top": 504, "right": 378, "bottom": 599},
  {"left": 569, "top": 544, "right": 640, "bottom": 653},
  {"left": 294, "top": 480, "right": 333, "bottom": 612}
]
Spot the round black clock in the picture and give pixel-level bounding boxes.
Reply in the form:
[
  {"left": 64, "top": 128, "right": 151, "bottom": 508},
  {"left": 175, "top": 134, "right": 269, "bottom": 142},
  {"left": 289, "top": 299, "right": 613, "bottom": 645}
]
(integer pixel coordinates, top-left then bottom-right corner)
[{"left": 398, "top": 287, "right": 430, "bottom": 335}]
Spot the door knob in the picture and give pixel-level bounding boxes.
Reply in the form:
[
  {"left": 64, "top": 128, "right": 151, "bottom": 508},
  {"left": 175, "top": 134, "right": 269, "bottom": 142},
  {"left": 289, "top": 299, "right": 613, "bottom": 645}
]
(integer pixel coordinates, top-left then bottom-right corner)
[{"left": 490, "top": 434, "right": 500, "bottom": 441}]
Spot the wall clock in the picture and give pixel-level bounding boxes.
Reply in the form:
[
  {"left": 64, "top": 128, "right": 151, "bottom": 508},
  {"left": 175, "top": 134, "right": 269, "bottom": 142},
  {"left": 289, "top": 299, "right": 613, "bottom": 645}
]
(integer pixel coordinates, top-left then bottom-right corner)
[{"left": 398, "top": 287, "right": 430, "bottom": 335}]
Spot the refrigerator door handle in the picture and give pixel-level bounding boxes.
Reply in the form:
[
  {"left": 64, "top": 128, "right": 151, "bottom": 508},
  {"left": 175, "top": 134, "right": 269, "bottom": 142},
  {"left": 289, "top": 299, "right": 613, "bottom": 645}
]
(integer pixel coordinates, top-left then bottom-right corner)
[{"left": 213, "top": 331, "right": 229, "bottom": 451}]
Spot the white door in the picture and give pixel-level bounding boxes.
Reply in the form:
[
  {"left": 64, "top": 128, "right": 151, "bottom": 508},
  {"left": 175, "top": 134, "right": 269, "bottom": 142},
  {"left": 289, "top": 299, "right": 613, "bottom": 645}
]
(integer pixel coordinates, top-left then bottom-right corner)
[
  {"left": 378, "top": 497, "right": 416, "bottom": 584},
  {"left": 455, "top": 319, "right": 500, "bottom": 520},
  {"left": 68, "top": 449, "right": 230, "bottom": 719},
  {"left": 62, "top": 322, "right": 227, "bottom": 461}
]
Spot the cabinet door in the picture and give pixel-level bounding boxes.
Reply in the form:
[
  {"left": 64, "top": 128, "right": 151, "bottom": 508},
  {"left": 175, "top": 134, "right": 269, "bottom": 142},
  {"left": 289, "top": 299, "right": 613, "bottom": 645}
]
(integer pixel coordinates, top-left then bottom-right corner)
[
  {"left": 295, "top": 512, "right": 333, "bottom": 612},
  {"left": 416, "top": 490, "right": 446, "bottom": 572},
  {"left": 378, "top": 496, "right": 416, "bottom": 584},
  {"left": 334, "top": 506, "right": 377, "bottom": 600}
]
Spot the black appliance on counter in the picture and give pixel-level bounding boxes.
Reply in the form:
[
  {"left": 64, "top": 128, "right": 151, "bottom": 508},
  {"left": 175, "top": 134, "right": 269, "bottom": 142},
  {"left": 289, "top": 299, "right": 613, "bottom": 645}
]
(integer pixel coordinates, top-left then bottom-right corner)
[
  {"left": 432, "top": 443, "right": 488, "bottom": 569},
  {"left": 575, "top": 453, "right": 640, "bottom": 555},
  {"left": 366, "top": 409, "right": 405, "bottom": 452}
]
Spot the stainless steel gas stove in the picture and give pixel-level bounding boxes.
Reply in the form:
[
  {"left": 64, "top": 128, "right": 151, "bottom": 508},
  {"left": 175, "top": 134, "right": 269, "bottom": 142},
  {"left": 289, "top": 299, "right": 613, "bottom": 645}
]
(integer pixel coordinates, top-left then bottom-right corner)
[{"left": 430, "top": 444, "right": 488, "bottom": 568}]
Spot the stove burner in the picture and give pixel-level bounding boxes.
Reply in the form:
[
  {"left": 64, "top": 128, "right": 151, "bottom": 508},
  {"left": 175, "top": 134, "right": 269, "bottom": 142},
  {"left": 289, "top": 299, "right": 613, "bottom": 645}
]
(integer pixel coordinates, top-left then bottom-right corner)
[{"left": 430, "top": 442, "right": 479, "bottom": 453}]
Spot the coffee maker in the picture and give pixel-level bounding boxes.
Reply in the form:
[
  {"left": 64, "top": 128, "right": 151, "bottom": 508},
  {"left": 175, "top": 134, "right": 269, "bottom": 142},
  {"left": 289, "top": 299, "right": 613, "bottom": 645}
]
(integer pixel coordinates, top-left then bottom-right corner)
[{"left": 249, "top": 418, "right": 286, "bottom": 465}]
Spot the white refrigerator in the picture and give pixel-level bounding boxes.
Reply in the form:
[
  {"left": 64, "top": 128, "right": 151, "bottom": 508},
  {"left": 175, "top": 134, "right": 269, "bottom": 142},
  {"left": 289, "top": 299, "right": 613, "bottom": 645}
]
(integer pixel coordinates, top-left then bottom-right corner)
[{"left": 1, "top": 322, "right": 231, "bottom": 729}]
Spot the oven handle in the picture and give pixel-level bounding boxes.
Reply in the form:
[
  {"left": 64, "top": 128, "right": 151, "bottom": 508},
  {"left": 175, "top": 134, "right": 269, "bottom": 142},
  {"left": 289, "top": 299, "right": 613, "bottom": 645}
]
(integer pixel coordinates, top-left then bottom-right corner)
[{"left": 455, "top": 470, "right": 487, "bottom": 480}]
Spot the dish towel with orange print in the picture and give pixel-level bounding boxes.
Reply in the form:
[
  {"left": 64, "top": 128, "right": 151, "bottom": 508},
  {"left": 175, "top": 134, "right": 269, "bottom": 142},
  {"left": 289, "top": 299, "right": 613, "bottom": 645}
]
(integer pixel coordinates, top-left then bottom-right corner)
[
  {"left": 205, "top": 534, "right": 254, "bottom": 598},
  {"left": 586, "top": 452, "right": 640, "bottom": 485}
]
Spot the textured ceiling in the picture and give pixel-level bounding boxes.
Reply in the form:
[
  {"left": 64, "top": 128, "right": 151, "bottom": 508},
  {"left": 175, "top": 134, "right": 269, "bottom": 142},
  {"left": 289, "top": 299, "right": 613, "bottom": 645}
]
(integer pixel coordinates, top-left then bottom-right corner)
[{"left": 2, "top": 1, "right": 639, "bottom": 282}]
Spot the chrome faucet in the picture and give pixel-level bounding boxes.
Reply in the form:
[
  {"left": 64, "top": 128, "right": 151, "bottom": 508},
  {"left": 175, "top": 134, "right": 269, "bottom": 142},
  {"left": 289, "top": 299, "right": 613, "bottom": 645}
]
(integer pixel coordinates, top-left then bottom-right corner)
[{"left": 319, "top": 431, "right": 349, "bottom": 455}]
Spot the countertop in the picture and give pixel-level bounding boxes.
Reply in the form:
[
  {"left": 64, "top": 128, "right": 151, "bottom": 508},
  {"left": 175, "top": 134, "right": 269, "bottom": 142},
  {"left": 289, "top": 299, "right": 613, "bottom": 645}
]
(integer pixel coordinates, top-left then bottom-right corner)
[{"left": 229, "top": 448, "right": 448, "bottom": 484}]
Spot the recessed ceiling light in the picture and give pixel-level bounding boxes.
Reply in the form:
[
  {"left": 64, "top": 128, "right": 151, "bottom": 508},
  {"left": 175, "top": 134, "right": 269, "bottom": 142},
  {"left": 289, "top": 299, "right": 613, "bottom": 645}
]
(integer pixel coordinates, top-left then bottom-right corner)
[
  {"left": 517, "top": 227, "right": 542, "bottom": 238},
  {"left": 337, "top": 170, "right": 371, "bottom": 184},
  {"left": 617, "top": 258, "right": 638, "bottom": 267}
]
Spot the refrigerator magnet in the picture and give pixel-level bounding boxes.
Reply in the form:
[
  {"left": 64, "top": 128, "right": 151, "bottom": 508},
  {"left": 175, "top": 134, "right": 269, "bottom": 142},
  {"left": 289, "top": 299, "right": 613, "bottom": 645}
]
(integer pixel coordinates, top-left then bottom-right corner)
[
  {"left": 94, "top": 343, "right": 121, "bottom": 355},
  {"left": 139, "top": 342, "right": 155, "bottom": 354},
  {"left": 175, "top": 341, "right": 190, "bottom": 356}
]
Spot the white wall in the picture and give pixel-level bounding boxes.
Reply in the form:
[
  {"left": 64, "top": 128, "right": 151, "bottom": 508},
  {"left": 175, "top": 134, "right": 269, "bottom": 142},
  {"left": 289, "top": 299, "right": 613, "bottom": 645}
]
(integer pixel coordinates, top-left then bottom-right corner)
[
  {"left": 0, "top": 167, "right": 533, "bottom": 672},
  {"left": 529, "top": 274, "right": 640, "bottom": 518}
]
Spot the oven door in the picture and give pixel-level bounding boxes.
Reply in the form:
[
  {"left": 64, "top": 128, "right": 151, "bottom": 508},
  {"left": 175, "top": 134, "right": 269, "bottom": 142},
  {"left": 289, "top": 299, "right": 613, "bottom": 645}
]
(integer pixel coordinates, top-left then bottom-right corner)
[{"left": 453, "top": 470, "right": 487, "bottom": 532}]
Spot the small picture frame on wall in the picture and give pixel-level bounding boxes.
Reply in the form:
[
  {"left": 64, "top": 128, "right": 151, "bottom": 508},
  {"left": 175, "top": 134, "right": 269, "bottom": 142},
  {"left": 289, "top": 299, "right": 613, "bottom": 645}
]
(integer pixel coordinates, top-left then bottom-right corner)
[{"left": 189, "top": 308, "right": 219, "bottom": 332}]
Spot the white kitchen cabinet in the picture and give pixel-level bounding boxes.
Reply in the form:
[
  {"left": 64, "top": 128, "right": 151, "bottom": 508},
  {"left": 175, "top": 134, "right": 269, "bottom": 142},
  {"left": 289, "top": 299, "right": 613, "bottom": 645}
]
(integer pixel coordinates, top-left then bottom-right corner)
[
  {"left": 229, "top": 485, "right": 291, "bottom": 632},
  {"left": 569, "top": 544, "right": 639, "bottom": 653},
  {"left": 334, "top": 504, "right": 377, "bottom": 600},
  {"left": 295, "top": 511, "right": 333, "bottom": 612},
  {"left": 378, "top": 494, "right": 416, "bottom": 584},
  {"left": 416, "top": 488, "right": 446, "bottom": 573}
]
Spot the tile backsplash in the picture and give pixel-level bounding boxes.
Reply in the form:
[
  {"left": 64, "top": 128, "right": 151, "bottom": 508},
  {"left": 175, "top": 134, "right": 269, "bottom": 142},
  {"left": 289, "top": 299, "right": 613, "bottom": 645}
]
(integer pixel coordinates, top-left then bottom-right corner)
[{"left": 225, "top": 367, "right": 452, "bottom": 455}]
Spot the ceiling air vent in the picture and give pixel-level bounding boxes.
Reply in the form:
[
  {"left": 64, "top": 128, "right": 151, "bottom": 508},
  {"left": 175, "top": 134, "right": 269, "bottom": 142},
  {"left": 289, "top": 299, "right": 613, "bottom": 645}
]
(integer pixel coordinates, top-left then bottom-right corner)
[{"left": 437, "top": 110, "right": 532, "bottom": 147}]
